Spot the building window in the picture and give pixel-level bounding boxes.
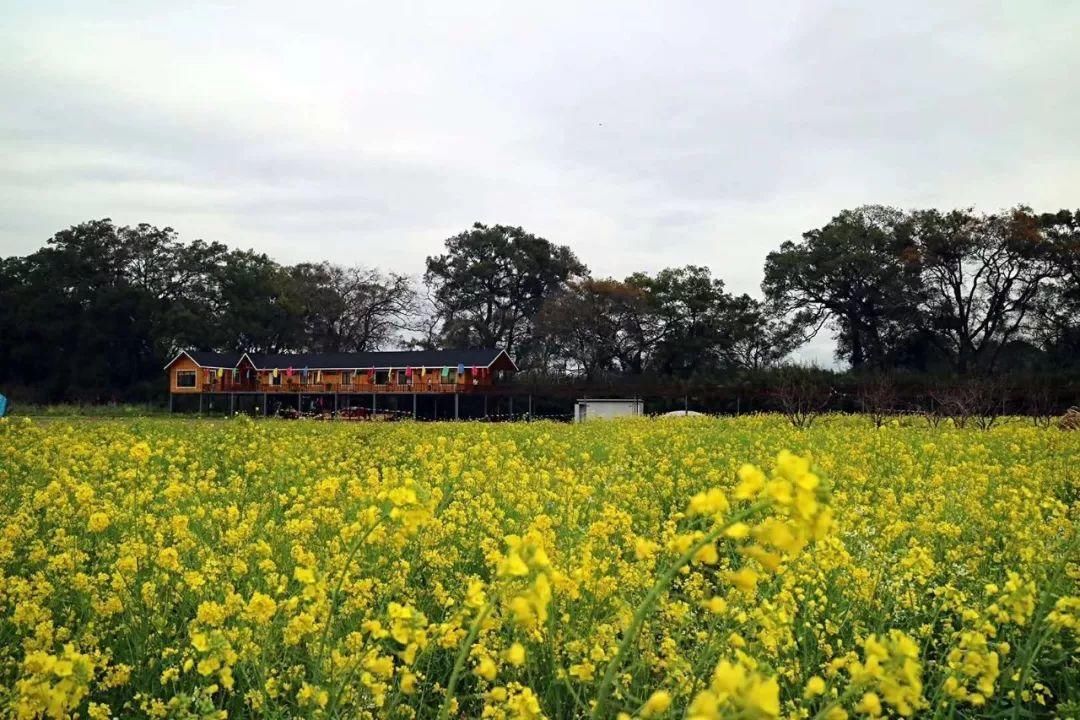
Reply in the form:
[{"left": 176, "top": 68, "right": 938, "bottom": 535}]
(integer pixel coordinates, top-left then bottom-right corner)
[
  {"left": 341, "top": 371, "right": 352, "bottom": 387},
  {"left": 176, "top": 370, "right": 197, "bottom": 388},
  {"left": 271, "top": 373, "right": 283, "bottom": 386}
]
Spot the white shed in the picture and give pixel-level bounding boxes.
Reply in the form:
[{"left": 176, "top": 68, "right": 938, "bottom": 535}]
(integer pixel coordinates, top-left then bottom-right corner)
[{"left": 574, "top": 398, "right": 644, "bottom": 422}]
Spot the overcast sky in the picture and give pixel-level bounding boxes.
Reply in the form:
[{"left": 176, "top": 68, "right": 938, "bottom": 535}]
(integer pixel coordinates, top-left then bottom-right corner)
[{"left": 3, "top": 1, "right": 1078, "bottom": 362}]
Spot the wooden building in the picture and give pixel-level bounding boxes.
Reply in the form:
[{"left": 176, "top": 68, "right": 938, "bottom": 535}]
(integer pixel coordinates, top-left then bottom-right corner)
[{"left": 164, "top": 348, "right": 519, "bottom": 419}]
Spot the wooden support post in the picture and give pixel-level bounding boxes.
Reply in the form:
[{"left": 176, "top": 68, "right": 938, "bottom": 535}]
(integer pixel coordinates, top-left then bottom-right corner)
[
  {"left": 483, "top": 394, "right": 488, "bottom": 418},
  {"left": 263, "top": 393, "right": 268, "bottom": 416},
  {"left": 229, "top": 393, "right": 235, "bottom": 415},
  {"left": 169, "top": 393, "right": 174, "bottom": 413},
  {"left": 412, "top": 393, "right": 417, "bottom": 420},
  {"left": 454, "top": 393, "right": 459, "bottom": 420},
  {"left": 198, "top": 393, "right": 204, "bottom": 415},
  {"left": 528, "top": 394, "right": 533, "bottom": 420},
  {"left": 509, "top": 395, "right": 514, "bottom": 420},
  {"left": 372, "top": 393, "right": 376, "bottom": 416}
]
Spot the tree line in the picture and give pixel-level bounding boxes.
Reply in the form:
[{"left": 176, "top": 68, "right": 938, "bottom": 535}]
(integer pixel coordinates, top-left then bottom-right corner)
[{"left": 0, "top": 206, "right": 1077, "bottom": 403}]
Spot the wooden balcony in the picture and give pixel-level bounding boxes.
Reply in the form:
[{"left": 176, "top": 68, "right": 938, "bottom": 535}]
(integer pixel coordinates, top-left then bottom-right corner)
[{"left": 198, "top": 381, "right": 487, "bottom": 394}]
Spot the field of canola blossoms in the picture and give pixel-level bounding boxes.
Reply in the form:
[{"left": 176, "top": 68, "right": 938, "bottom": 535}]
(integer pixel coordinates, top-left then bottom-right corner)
[{"left": 1, "top": 415, "right": 1078, "bottom": 720}]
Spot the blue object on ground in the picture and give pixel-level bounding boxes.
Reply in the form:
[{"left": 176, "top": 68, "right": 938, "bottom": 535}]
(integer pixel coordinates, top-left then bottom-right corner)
[{"left": 0, "top": 394, "right": 7, "bottom": 418}]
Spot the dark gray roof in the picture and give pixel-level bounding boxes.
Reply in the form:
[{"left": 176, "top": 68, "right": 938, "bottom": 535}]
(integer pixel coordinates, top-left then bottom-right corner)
[
  {"left": 168, "top": 348, "right": 516, "bottom": 371},
  {"left": 186, "top": 351, "right": 242, "bottom": 368}
]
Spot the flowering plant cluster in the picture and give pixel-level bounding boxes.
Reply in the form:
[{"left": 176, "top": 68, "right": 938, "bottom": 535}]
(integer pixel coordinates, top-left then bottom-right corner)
[{"left": 0, "top": 414, "right": 1076, "bottom": 719}]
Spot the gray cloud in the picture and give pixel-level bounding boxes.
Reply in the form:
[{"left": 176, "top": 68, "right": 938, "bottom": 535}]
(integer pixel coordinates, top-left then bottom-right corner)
[{"left": 3, "top": 1, "right": 1078, "bottom": 365}]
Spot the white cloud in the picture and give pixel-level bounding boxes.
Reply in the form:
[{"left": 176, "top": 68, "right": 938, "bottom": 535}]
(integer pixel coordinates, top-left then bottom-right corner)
[{"left": 2, "top": 1, "right": 1078, "bottom": 365}]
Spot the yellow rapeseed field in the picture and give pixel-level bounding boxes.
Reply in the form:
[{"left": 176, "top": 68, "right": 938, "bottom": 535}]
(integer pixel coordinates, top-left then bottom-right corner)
[{"left": 0, "top": 415, "right": 1078, "bottom": 719}]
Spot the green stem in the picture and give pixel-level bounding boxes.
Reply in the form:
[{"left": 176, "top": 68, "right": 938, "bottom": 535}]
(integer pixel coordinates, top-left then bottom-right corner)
[
  {"left": 808, "top": 682, "right": 863, "bottom": 720},
  {"left": 318, "top": 514, "right": 386, "bottom": 709},
  {"left": 1011, "top": 625, "right": 1052, "bottom": 720},
  {"left": 439, "top": 601, "right": 494, "bottom": 720},
  {"left": 591, "top": 500, "right": 770, "bottom": 719}
]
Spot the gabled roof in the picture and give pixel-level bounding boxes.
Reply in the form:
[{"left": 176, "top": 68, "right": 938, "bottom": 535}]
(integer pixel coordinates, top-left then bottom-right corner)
[
  {"left": 163, "top": 350, "right": 242, "bottom": 370},
  {"left": 166, "top": 348, "right": 517, "bottom": 371}
]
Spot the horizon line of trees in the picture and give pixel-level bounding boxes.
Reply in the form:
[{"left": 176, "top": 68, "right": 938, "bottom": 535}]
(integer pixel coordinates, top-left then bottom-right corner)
[{"left": 1, "top": 205, "right": 1077, "bottom": 403}]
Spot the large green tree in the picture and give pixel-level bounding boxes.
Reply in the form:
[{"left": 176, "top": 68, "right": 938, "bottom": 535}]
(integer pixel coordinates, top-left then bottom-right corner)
[
  {"left": 287, "top": 262, "right": 416, "bottom": 352},
  {"left": 0, "top": 220, "right": 230, "bottom": 400},
  {"left": 424, "top": 223, "right": 587, "bottom": 365},
  {"left": 716, "top": 294, "right": 803, "bottom": 371},
  {"left": 1031, "top": 209, "right": 1080, "bottom": 368},
  {"left": 626, "top": 266, "right": 730, "bottom": 377},
  {"left": 535, "top": 278, "right": 659, "bottom": 379},
  {"left": 910, "top": 207, "right": 1063, "bottom": 374},
  {"left": 763, "top": 206, "right": 922, "bottom": 370},
  {"left": 0, "top": 220, "right": 418, "bottom": 401}
]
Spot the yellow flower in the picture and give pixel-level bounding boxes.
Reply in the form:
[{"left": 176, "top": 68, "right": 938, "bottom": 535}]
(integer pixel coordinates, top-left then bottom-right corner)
[
  {"left": 115, "top": 555, "right": 138, "bottom": 575},
  {"left": 724, "top": 522, "right": 751, "bottom": 539},
  {"left": 364, "top": 653, "right": 395, "bottom": 679},
  {"left": 694, "top": 657, "right": 779, "bottom": 718},
  {"left": 743, "top": 677, "right": 780, "bottom": 717},
  {"left": 190, "top": 632, "right": 209, "bottom": 653},
  {"left": 712, "top": 660, "right": 746, "bottom": 695},
  {"left": 687, "top": 690, "right": 720, "bottom": 720},
  {"left": 855, "top": 691, "right": 882, "bottom": 717},
  {"left": 129, "top": 441, "right": 151, "bottom": 463},
  {"left": 568, "top": 662, "right": 595, "bottom": 682},
  {"left": 803, "top": 675, "right": 826, "bottom": 698},
  {"left": 156, "top": 547, "right": 180, "bottom": 572},
  {"left": 688, "top": 488, "right": 729, "bottom": 517},
  {"left": 197, "top": 657, "right": 220, "bottom": 676},
  {"left": 87, "top": 512, "right": 110, "bottom": 533},
  {"left": 641, "top": 690, "right": 672, "bottom": 717},
  {"left": 246, "top": 592, "right": 277, "bottom": 623},
  {"left": 725, "top": 567, "right": 760, "bottom": 594},
  {"left": 500, "top": 550, "right": 530, "bottom": 577},
  {"left": 505, "top": 642, "right": 526, "bottom": 667},
  {"left": 474, "top": 656, "right": 497, "bottom": 681},
  {"left": 693, "top": 543, "right": 719, "bottom": 565},
  {"left": 297, "top": 682, "right": 329, "bottom": 708},
  {"left": 734, "top": 464, "right": 767, "bottom": 499},
  {"left": 703, "top": 596, "right": 728, "bottom": 615}
]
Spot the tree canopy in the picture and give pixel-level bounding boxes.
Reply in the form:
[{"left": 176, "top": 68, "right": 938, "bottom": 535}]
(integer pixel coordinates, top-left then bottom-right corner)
[{"left": 1, "top": 207, "right": 1077, "bottom": 403}]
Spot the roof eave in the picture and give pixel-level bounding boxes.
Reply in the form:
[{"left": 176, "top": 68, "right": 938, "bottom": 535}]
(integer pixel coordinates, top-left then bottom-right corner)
[
  {"left": 486, "top": 349, "right": 519, "bottom": 371},
  {"left": 163, "top": 350, "right": 199, "bottom": 370},
  {"left": 236, "top": 352, "right": 260, "bottom": 370}
]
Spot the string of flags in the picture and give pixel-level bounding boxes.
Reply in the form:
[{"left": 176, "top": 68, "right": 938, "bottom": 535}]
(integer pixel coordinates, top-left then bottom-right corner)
[
  {"left": 205, "top": 404, "right": 576, "bottom": 422},
  {"left": 204, "top": 365, "right": 496, "bottom": 385}
]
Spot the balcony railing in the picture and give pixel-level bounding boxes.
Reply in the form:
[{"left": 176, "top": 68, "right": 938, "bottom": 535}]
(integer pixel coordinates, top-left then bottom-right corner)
[{"left": 199, "top": 381, "right": 485, "bottom": 394}]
